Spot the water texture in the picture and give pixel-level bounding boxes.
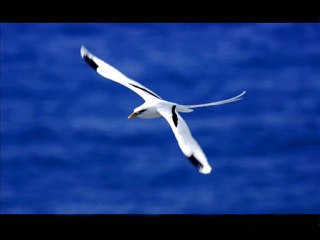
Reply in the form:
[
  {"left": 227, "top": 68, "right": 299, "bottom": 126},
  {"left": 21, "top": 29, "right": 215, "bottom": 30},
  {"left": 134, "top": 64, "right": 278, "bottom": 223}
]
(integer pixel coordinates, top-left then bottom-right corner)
[{"left": 1, "top": 23, "right": 320, "bottom": 213}]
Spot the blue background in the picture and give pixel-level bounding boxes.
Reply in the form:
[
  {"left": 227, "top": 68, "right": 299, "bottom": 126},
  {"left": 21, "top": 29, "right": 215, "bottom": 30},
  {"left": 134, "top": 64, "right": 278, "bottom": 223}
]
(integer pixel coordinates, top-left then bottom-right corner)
[{"left": 1, "top": 23, "right": 320, "bottom": 214}]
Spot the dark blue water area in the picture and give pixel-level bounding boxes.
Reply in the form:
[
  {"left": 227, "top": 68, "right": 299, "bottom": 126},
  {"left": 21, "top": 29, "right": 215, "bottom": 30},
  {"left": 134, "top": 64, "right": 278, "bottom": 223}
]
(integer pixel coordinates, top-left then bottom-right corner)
[{"left": 1, "top": 23, "right": 320, "bottom": 214}]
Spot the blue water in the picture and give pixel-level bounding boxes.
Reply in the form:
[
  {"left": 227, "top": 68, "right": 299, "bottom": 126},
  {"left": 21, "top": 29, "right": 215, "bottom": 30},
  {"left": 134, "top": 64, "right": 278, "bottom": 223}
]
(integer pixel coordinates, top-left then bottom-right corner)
[{"left": 1, "top": 23, "right": 320, "bottom": 214}]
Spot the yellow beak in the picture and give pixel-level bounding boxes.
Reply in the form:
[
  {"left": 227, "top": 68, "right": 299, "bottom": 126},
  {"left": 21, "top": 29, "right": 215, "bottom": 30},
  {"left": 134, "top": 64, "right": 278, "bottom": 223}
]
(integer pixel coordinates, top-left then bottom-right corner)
[{"left": 128, "top": 112, "right": 139, "bottom": 119}]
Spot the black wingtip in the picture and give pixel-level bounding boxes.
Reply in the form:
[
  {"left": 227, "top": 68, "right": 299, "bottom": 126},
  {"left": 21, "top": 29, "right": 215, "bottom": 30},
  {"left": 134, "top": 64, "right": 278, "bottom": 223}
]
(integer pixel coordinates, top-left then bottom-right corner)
[
  {"left": 81, "top": 48, "right": 99, "bottom": 71},
  {"left": 188, "top": 154, "right": 204, "bottom": 170}
]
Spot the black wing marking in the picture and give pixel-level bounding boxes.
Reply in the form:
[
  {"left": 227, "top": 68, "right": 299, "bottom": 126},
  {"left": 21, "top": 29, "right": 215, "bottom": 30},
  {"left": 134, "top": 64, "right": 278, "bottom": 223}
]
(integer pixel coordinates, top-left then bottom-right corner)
[
  {"left": 188, "top": 154, "right": 204, "bottom": 170},
  {"left": 129, "top": 83, "right": 161, "bottom": 99},
  {"left": 83, "top": 53, "right": 99, "bottom": 70},
  {"left": 171, "top": 105, "right": 178, "bottom": 127}
]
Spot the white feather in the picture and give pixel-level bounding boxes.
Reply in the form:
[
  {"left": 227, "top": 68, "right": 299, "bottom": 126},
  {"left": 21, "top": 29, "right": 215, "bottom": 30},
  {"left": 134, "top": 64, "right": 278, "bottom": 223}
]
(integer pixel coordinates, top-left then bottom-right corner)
[{"left": 182, "top": 91, "right": 246, "bottom": 109}]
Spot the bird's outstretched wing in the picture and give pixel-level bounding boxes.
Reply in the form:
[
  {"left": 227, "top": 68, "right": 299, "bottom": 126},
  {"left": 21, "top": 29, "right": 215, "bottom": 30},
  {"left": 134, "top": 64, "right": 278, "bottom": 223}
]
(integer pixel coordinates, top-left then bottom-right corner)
[
  {"left": 80, "top": 46, "right": 162, "bottom": 101},
  {"left": 158, "top": 106, "right": 212, "bottom": 174},
  {"left": 182, "top": 91, "right": 246, "bottom": 109}
]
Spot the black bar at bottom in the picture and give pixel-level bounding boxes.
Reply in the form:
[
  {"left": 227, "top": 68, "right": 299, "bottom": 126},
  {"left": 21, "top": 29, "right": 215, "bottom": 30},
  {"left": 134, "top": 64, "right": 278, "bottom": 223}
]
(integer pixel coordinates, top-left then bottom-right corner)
[{"left": 0, "top": 214, "right": 319, "bottom": 229}]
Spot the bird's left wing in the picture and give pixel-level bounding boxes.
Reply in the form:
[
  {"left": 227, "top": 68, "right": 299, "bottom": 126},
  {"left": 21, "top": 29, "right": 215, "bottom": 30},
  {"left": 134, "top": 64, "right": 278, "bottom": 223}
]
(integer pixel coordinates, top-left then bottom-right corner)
[
  {"left": 158, "top": 106, "right": 212, "bottom": 174},
  {"left": 80, "top": 46, "right": 162, "bottom": 101}
]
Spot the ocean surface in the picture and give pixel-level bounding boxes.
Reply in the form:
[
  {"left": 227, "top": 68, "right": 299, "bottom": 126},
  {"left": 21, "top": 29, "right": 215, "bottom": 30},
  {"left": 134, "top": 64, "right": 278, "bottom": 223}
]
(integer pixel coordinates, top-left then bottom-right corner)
[{"left": 1, "top": 23, "right": 320, "bottom": 214}]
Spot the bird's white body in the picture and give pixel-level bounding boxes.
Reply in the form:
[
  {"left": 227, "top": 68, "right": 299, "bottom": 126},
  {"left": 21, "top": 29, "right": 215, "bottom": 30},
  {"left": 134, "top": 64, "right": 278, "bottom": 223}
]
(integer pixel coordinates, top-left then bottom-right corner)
[
  {"left": 81, "top": 46, "right": 245, "bottom": 174},
  {"left": 135, "top": 101, "right": 193, "bottom": 119}
]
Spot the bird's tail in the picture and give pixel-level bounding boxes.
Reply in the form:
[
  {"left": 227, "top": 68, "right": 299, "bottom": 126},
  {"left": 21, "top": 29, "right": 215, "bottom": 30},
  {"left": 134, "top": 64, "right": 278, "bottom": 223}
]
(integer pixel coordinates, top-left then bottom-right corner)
[
  {"left": 181, "top": 91, "right": 246, "bottom": 109},
  {"left": 176, "top": 105, "right": 194, "bottom": 113}
]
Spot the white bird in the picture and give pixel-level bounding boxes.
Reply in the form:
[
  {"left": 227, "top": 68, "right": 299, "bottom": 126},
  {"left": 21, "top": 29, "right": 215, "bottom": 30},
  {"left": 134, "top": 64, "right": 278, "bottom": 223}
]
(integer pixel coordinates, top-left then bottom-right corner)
[{"left": 80, "top": 46, "right": 245, "bottom": 174}]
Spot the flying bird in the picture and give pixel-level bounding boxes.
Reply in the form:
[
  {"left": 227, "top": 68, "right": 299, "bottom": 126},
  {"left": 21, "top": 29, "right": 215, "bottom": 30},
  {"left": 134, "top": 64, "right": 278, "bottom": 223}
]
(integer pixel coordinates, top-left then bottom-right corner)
[{"left": 80, "top": 46, "right": 245, "bottom": 174}]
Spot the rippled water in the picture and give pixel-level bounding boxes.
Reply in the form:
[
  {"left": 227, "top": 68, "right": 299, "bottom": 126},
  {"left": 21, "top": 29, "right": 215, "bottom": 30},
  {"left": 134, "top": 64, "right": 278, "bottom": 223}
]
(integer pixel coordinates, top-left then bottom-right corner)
[{"left": 1, "top": 23, "right": 320, "bottom": 213}]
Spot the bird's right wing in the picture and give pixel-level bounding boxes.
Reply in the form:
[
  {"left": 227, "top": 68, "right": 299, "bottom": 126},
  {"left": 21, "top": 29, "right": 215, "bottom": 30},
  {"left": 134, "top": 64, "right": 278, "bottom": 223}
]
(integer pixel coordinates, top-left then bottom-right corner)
[
  {"left": 158, "top": 106, "right": 212, "bottom": 174},
  {"left": 80, "top": 46, "right": 162, "bottom": 101},
  {"left": 182, "top": 91, "right": 246, "bottom": 109}
]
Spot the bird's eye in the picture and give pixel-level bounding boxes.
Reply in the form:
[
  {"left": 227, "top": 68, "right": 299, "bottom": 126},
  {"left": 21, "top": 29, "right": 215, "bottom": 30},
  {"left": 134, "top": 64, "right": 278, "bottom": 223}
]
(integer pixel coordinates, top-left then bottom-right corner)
[{"left": 138, "top": 109, "right": 146, "bottom": 114}]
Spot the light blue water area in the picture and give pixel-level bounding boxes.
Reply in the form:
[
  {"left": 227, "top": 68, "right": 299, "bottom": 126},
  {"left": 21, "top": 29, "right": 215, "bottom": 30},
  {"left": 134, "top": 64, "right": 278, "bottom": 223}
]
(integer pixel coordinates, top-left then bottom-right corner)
[{"left": 1, "top": 23, "right": 320, "bottom": 213}]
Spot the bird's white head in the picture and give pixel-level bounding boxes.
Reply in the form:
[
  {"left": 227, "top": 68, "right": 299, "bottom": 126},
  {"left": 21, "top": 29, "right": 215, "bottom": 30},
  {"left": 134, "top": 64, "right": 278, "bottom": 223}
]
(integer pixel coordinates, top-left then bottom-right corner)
[
  {"left": 128, "top": 102, "right": 161, "bottom": 119},
  {"left": 128, "top": 108, "right": 147, "bottom": 119},
  {"left": 127, "top": 103, "right": 149, "bottom": 119}
]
